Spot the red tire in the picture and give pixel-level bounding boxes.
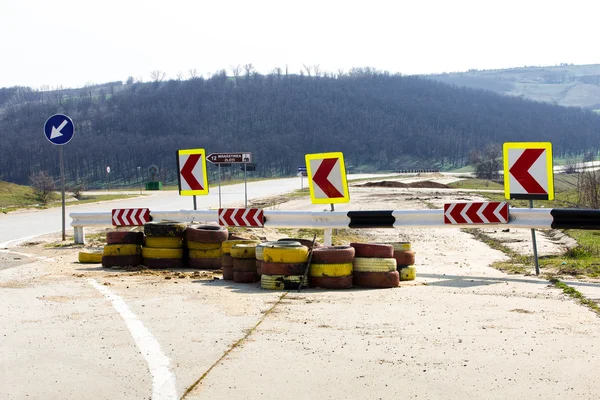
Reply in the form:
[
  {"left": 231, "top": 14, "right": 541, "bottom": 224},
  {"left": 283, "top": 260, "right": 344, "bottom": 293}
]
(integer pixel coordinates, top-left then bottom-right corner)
[
  {"left": 233, "top": 258, "right": 257, "bottom": 272},
  {"left": 188, "top": 257, "right": 221, "bottom": 270},
  {"left": 186, "top": 225, "right": 228, "bottom": 243},
  {"left": 261, "top": 262, "right": 306, "bottom": 275},
  {"left": 102, "top": 255, "right": 143, "bottom": 268},
  {"left": 106, "top": 231, "right": 144, "bottom": 245},
  {"left": 310, "top": 275, "right": 353, "bottom": 289},
  {"left": 221, "top": 254, "right": 233, "bottom": 268},
  {"left": 143, "top": 258, "right": 184, "bottom": 269},
  {"left": 394, "top": 250, "right": 415, "bottom": 267},
  {"left": 353, "top": 271, "right": 399, "bottom": 288},
  {"left": 311, "top": 246, "right": 355, "bottom": 264},
  {"left": 256, "top": 260, "right": 263, "bottom": 276},
  {"left": 222, "top": 266, "right": 234, "bottom": 280},
  {"left": 278, "top": 238, "right": 321, "bottom": 249},
  {"left": 233, "top": 271, "right": 259, "bottom": 283},
  {"left": 350, "top": 243, "right": 394, "bottom": 258}
]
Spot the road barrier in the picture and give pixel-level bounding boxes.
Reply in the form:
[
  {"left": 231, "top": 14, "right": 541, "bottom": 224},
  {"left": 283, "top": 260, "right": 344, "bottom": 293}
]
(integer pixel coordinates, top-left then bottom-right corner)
[{"left": 70, "top": 207, "right": 600, "bottom": 245}]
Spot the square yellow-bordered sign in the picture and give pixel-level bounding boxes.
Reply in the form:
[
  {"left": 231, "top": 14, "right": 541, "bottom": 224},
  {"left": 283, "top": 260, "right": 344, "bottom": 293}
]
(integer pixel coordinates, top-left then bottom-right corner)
[
  {"left": 177, "top": 148, "right": 209, "bottom": 196},
  {"left": 305, "top": 152, "right": 350, "bottom": 204},
  {"left": 503, "top": 142, "right": 554, "bottom": 201}
]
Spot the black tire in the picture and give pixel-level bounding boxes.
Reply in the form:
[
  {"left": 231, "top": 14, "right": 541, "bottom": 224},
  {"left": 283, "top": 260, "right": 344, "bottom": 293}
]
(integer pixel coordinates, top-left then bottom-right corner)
[
  {"left": 144, "top": 221, "right": 187, "bottom": 237},
  {"left": 186, "top": 225, "right": 228, "bottom": 243},
  {"left": 106, "top": 231, "right": 144, "bottom": 245},
  {"left": 102, "top": 255, "right": 143, "bottom": 268},
  {"left": 311, "top": 246, "right": 355, "bottom": 264}
]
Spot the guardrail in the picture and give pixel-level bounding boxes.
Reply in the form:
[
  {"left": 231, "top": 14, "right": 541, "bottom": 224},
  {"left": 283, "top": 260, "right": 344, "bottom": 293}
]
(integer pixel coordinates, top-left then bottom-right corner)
[{"left": 70, "top": 208, "right": 600, "bottom": 245}]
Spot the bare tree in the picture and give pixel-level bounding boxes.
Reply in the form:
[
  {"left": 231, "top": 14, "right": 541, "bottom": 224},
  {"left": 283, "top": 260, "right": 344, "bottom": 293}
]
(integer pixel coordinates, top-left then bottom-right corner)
[
  {"left": 176, "top": 71, "right": 184, "bottom": 81},
  {"left": 577, "top": 171, "right": 600, "bottom": 209},
  {"left": 313, "top": 64, "right": 322, "bottom": 77},
  {"left": 29, "top": 171, "right": 56, "bottom": 204},
  {"left": 188, "top": 68, "right": 198, "bottom": 79},
  {"left": 243, "top": 63, "right": 254, "bottom": 77},
  {"left": 337, "top": 68, "right": 345, "bottom": 78},
  {"left": 149, "top": 70, "right": 166, "bottom": 82},
  {"left": 231, "top": 64, "right": 242, "bottom": 78},
  {"left": 302, "top": 64, "right": 312, "bottom": 77},
  {"left": 469, "top": 145, "right": 502, "bottom": 180}
]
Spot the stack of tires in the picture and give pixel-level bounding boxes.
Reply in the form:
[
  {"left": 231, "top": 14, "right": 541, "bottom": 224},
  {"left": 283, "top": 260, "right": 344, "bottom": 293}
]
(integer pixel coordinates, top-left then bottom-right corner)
[
  {"left": 102, "top": 231, "right": 144, "bottom": 268},
  {"left": 231, "top": 244, "right": 260, "bottom": 283},
  {"left": 261, "top": 242, "right": 309, "bottom": 290},
  {"left": 309, "top": 246, "right": 355, "bottom": 289},
  {"left": 351, "top": 243, "right": 399, "bottom": 288},
  {"left": 255, "top": 241, "right": 281, "bottom": 277},
  {"left": 142, "top": 222, "right": 186, "bottom": 269},
  {"left": 381, "top": 242, "right": 416, "bottom": 281},
  {"left": 186, "top": 225, "right": 228, "bottom": 269},
  {"left": 221, "top": 239, "right": 260, "bottom": 281}
]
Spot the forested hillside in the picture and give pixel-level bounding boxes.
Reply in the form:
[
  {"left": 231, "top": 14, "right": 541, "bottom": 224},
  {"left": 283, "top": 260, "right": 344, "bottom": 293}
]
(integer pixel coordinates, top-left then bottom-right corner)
[{"left": 1, "top": 69, "right": 600, "bottom": 187}]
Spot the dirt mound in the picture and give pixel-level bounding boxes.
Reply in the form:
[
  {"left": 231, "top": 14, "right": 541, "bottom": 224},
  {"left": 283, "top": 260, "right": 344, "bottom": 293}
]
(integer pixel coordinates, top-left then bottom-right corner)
[
  {"left": 357, "top": 180, "right": 449, "bottom": 189},
  {"left": 357, "top": 181, "right": 409, "bottom": 188},
  {"left": 417, "top": 172, "right": 445, "bottom": 178},
  {"left": 407, "top": 181, "right": 449, "bottom": 189}
]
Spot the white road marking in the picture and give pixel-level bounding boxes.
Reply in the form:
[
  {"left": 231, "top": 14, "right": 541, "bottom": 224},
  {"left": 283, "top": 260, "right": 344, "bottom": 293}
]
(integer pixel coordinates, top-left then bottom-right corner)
[
  {"left": 0, "top": 249, "right": 56, "bottom": 262},
  {"left": 88, "top": 279, "right": 178, "bottom": 400},
  {"left": 0, "top": 231, "right": 59, "bottom": 249}
]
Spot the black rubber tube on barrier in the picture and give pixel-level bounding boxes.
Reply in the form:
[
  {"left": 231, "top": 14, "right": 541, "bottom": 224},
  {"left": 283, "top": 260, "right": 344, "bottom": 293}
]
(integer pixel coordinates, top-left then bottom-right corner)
[
  {"left": 347, "top": 210, "right": 395, "bottom": 228},
  {"left": 551, "top": 209, "right": 600, "bottom": 230}
]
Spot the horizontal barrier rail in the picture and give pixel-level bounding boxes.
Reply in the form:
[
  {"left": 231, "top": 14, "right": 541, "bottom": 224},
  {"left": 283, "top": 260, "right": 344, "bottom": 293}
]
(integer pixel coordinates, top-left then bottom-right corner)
[{"left": 70, "top": 207, "right": 598, "bottom": 244}]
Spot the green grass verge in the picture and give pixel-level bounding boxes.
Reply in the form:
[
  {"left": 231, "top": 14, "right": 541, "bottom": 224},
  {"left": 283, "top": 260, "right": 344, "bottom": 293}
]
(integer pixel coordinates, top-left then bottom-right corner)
[
  {"left": 549, "top": 278, "right": 600, "bottom": 315},
  {"left": 0, "top": 181, "right": 40, "bottom": 210},
  {"left": 447, "top": 178, "right": 503, "bottom": 190}
]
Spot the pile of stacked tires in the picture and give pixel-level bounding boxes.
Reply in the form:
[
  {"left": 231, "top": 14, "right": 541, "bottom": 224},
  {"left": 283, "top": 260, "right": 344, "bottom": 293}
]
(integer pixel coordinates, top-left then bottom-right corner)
[
  {"left": 231, "top": 243, "right": 260, "bottom": 283},
  {"left": 384, "top": 242, "right": 416, "bottom": 281},
  {"left": 221, "top": 239, "right": 260, "bottom": 280},
  {"left": 309, "top": 246, "right": 355, "bottom": 289},
  {"left": 186, "top": 225, "right": 228, "bottom": 269},
  {"left": 260, "top": 241, "right": 310, "bottom": 290},
  {"left": 141, "top": 222, "right": 187, "bottom": 268},
  {"left": 101, "top": 231, "right": 144, "bottom": 268},
  {"left": 351, "top": 243, "right": 400, "bottom": 288}
]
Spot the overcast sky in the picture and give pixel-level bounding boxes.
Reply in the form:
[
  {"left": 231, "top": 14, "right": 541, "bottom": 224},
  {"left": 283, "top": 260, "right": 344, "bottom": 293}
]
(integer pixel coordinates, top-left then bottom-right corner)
[{"left": 1, "top": 0, "right": 598, "bottom": 89}]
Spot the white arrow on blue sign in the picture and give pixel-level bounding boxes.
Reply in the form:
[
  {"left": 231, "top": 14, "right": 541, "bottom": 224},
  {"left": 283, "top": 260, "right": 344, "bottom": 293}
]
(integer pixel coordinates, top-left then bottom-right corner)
[{"left": 44, "top": 114, "right": 74, "bottom": 145}]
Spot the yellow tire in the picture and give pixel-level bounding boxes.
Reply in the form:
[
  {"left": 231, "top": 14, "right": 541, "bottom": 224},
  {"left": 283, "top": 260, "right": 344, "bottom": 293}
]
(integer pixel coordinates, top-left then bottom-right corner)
[
  {"left": 145, "top": 236, "right": 184, "bottom": 249},
  {"left": 187, "top": 241, "right": 222, "bottom": 250},
  {"left": 261, "top": 274, "right": 308, "bottom": 290},
  {"left": 377, "top": 242, "right": 411, "bottom": 251},
  {"left": 78, "top": 250, "right": 103, "bottom": 263},
  {"left": 309, "top": 263, "right": 353, "bottom": 278},
  {"left": 230, "top": 244, "right": 257, "bottom": 259},
  {"left": 353, "top": 257, "right": 396, "bottom": 272},
  {"left": 263, "top": 245, "right": 309, "bottom": 263},
  {"left": 221, "top": 240, "right": 260, "bottom": 255},
  {"left": 189, "top": 248, "right": 222, "bottom": 259},
  {"left": 400, "top": 266, "right": 417, "bottom": 281},
  {"left": 103, "top": 244, "right": 142, "bottom": 256},
  {"left": 142, "top": 247, "right": 183, "bottom": 259}
]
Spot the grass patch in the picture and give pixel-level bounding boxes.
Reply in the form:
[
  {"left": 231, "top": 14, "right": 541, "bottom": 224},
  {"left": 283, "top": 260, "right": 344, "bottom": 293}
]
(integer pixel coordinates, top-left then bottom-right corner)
[
  {"left": 0, "top": 181, "right": 44, "bottom": 211},
  {"left": 447, "top": 178, "right": 503, "bottom": 190},
  {"left": 549, "top": 278, "right": 600, "bottom": 315}
]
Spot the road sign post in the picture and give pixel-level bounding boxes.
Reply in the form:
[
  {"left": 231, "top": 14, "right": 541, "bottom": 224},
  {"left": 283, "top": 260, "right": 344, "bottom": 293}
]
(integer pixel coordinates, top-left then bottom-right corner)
[
  {"left": 504, "top": 142, "right": 554, "bottom": 275},
  {"left": 207, "top": 152, "right": 252, "bottom": 208},
  {"left": 298, "top": 166, "right": 307, "bottom": 190},
  {"left": 44, "top": 114, "right": 75, "bottom": 241}
]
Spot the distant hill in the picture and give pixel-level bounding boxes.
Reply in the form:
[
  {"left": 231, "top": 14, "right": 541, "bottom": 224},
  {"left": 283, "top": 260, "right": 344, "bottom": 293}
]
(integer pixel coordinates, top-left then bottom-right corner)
[
  {"left": 1, "top": 70, "right": 600, "bottom": 187},
  {"left": 422, "top": 64, "right": 600, "bottom": 110}
]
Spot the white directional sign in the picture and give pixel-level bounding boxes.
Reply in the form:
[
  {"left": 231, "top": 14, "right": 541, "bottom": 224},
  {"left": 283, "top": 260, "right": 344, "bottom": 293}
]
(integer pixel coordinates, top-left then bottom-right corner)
[
  {"left": 177, "top": 148, "right": 209, "bottom": 196},
  {"left": 503, "top": 142, "right": 554, "bottom": 200}
]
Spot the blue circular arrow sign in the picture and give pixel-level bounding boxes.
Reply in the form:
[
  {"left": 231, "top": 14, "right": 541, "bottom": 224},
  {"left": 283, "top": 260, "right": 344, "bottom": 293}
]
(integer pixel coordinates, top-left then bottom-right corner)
[{"left": 44, "top": 114, "right": 75, "bottom": 145}]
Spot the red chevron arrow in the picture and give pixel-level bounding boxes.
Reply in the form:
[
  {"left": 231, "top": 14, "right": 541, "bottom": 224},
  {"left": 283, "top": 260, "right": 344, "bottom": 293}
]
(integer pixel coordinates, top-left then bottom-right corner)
[
  {"left": 112, "top": 208, "right": 151, "bottom": 226},
  {"left": 219, "top": 208, "right": 264, "bottom": 227},
  {"left": 181, "top": 154, "right": 203, "bottom": 190},
  {"left": 509, "top": 148, "right": 546, "bottom": 194},
  {"left": 464, "top": 203, "right": 483, "bottom": 224},
  {"left": 313, "top": 158, "right": 343, "bottom": 198}
]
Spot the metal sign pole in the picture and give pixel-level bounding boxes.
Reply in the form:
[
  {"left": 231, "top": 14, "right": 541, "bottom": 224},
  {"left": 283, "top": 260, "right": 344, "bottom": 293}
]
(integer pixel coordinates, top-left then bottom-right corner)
[
  {"left": 193, "top": 195, "right": 197, "bottom": 210},
  {"left": 301, "top": 174, "right": 303, "bottom": 190},
  {"left": 244, "top": 162, "right": 248, "bottom": 208},
  {"left": 530, "top": 199, "right": 540, "bottom": 275},
  {"left": 59, "top": 146, "right": 66, "bottom": 241},
  {"left": 218, "top": 164, "right": 222, "bottom": 208}
]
